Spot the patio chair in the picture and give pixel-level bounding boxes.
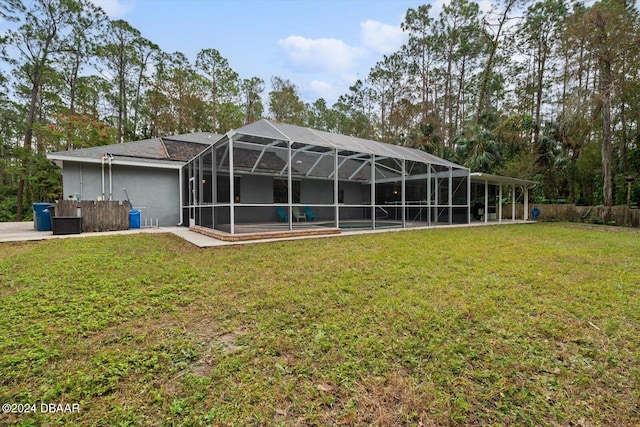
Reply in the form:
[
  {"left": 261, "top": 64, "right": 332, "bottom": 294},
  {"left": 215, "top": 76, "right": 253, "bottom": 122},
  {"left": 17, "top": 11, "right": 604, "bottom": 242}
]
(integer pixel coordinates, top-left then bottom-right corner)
[
  {"left": 304, "top": 206, "right": 319, "bottom": 221},
  {"left": 276, "top": 206, "right": 289, "bottom": 222},
  {"left": 292, "top": 206, "right": 307, "bottom": 222}
]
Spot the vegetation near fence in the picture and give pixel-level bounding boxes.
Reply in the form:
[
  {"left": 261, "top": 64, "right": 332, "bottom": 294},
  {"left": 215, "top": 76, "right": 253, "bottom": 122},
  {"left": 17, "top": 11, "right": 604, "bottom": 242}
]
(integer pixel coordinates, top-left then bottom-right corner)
[
  {"left": 525, "top": 204, "right": 640, "bottom": 227},
  {"left": 55, "top": 200, "right": 131, "bottom": 232}
]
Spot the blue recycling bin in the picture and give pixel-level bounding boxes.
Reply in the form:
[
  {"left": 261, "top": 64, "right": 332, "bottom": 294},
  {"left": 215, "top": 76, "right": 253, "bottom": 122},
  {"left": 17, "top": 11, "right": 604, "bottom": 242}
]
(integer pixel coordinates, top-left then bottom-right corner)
[
  {"left": 531, "top": 206, "right": 541, "bottom": 221},
  {"left": 33, "top": 203, "right": 55, "bottom": 231},
  {"left": 129, "top": 209, "right": 141, "bottom": 229}
]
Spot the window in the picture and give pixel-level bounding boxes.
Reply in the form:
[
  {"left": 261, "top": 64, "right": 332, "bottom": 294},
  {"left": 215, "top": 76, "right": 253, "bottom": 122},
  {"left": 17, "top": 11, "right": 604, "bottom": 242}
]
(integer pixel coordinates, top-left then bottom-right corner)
[{"left": 273, "top": 179, "right": 300, "bottom": 203}]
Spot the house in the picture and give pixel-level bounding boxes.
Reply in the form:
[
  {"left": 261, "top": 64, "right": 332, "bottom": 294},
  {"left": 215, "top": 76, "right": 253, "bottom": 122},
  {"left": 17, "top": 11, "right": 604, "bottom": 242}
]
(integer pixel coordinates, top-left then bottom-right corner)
[
  {"left": 48, "top": 133, "right": 220, "bottom": 226},
  {"left": 48, "top": 119, "right": 535, "bottom": 235}
]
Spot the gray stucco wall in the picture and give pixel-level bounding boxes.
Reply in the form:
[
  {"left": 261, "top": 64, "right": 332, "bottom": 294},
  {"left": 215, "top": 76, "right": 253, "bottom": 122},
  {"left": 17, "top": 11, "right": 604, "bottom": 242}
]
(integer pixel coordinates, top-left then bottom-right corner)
[
  {"left": 301, "top": 179, "right": 333, "bottom": 204},
  {"left": 240, "top": 175, "right": 273, "bottom": 203},
  {"left": 62, "top": 162, "right": 181, "bottom": 226}
]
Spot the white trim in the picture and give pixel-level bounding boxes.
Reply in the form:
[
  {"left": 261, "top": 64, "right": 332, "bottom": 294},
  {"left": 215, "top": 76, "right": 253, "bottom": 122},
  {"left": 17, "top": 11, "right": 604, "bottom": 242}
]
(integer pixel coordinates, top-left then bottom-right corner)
[
  {"left": 470, "top": 172, "right": 537, "bottom": 187},
  {"left": 47, "top": 154, "right": 184, "bottom": 170}
]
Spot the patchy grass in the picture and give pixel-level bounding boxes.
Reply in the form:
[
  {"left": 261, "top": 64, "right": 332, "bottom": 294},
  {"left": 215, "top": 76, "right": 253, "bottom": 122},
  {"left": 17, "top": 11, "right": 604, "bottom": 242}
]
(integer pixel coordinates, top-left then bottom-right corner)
[{"left": 0, "top": 223, "right": 639, "bottom": 426}]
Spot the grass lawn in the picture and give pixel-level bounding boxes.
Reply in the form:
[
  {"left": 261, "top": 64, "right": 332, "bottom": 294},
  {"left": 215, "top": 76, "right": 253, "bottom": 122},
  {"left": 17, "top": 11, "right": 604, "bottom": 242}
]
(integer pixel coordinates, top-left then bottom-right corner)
[{"left": 1, "top": 223, "right": 639, "bottom": 426}]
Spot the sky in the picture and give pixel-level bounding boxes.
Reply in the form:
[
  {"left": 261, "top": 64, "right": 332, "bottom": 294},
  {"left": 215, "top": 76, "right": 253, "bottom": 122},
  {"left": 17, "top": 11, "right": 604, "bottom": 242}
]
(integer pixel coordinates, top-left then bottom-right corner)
[{"left": 90, "top": 0, "right": 442, "bottom": 106}]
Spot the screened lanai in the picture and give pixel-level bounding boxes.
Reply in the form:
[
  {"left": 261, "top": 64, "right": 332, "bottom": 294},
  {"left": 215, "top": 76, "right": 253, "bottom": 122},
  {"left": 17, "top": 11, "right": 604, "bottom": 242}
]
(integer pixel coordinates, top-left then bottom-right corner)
[{"left": 181, "top": 119, "right": 470, "bottom": 235}]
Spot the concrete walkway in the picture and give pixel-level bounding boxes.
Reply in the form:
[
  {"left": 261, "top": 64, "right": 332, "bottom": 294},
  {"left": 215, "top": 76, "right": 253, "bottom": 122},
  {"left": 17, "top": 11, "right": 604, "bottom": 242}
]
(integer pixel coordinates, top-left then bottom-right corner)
[{"left": 0, "top": 220, "right": 532, "bottom": 248}]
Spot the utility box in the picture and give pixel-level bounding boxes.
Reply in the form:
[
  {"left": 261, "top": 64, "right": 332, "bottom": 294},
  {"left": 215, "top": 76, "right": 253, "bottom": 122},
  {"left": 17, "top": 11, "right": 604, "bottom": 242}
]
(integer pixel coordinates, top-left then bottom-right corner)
[{"left": 52, "top": 217, "right": 83, "bottom": 235}]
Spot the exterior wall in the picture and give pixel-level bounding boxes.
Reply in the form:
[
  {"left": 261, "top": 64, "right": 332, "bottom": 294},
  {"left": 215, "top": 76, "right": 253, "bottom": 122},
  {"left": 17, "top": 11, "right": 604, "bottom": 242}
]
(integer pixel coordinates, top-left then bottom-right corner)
[
  {"left": 240, "top": 175, "right": 272, "bottom": 203},
  {"left": 61, "top": 162, "right": 181, "bottom": 226},
  {"left": 301, "top": 179, "right": 333, "bottom": 204}
]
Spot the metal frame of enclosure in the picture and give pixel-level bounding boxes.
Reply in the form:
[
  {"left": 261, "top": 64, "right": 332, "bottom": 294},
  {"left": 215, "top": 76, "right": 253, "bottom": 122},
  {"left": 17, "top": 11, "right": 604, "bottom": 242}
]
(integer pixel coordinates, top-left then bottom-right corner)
[{"left": 181, "top": 119, "right": 470, "bottom": 235}]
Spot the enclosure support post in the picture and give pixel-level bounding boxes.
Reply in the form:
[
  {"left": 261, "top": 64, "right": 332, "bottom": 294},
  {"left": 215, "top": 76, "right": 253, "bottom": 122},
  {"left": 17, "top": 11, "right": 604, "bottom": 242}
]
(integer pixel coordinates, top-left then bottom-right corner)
[
  {"left": 467, "top": 170, "right": 471, "bottom": 224},
  {"left": 211, "top": 148, "right": 216, "bottom": 229},
  {"left": 524, "top": 186, "right": 529, "bottom": 220},
  {"left": 371, "top": 155, "right": 376, "bottom": 230},
  {"left": 448, "top": 167, "right": 453, "bottom": 225},
  {"left": 512, "top": 186, "right": 516, "bottom": 220},
  {"left": 498, "top": 183, "right": 503, "bottom": 223},
  {"left": 229, "top": 135, "right": 235, "bottom": 235},
  {"left": 484, "top": 179, "right": 489, "bottom": 224},
  {"left": 427, "top": 165, "right": 431, "bottom": 226},
  {"left": 288, "top": 140, "right": 293, "bottom": 231},
  {"left": 334, "top": 148, "right": 339, "bottom": 229},
  {"left": 401, "top": 159, "right": 406, "bottom": 228},
  {"left": 179, "top": 167, "right": 184, "bottom": 226}
]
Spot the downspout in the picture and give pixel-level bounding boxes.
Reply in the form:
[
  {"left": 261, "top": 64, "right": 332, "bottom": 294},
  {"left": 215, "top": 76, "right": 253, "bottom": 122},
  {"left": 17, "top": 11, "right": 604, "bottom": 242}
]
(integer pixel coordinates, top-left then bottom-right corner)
[
  {"left": 101, "top": 154, "right": 106, "bottom": 200},
  {"left": 108, "top": 153, "right": 113, "bottom": 200}
]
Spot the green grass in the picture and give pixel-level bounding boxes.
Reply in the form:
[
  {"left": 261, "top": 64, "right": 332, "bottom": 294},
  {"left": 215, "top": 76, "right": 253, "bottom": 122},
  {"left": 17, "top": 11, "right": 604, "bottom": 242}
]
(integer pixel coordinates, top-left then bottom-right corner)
[{"left": 1, "top": 223, "right": 639, "bottom": 426}]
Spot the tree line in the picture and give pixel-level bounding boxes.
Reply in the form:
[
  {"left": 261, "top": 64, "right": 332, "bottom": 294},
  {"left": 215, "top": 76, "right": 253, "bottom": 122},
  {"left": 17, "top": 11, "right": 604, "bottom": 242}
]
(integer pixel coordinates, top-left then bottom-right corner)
[{"left": 1, "top": 0, "right": 639, "bottom": 221}]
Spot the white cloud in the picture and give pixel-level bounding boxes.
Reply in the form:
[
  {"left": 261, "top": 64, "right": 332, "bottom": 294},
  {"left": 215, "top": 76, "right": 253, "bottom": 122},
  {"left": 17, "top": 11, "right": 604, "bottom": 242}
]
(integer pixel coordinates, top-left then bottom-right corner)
[
  {"left": 89, "top": 0, "right": 135, "bottom": 18},
  {"left": 278, "top": 35, "right": 364, "bottom": 74},
  {"left": 307, "top": 80, "right": 342, "bottom": 102},
  {"left": 360, "top": 19, "right": 407, "bottom": 54}
]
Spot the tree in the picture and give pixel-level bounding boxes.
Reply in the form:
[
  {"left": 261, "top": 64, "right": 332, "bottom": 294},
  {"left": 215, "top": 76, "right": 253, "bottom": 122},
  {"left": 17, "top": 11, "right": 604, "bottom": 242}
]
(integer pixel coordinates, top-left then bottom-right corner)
[
  {"left": 268, "top": 76, "right": 305, "bottom": 125},
  {"left": 240, "top": 77, "right": 264, "bottom": 125},
  {"left": 519, "top": 0, "right": 568, "bottom": 144},
  {"left": 333, "top": 80, "right": 375, "bottom": 139},
  {"left": 434, "top": 0, "right": 484, "bottom": 149},
  {"left": 196, "top": 48, "right": 239, "bottom": 133},
  {"left": 96, "top": 19, "right": 146, "bottom": 143},
  {"left": 476, "top": 0, "right": 521, "bottom": 122},
  {"left": 367, "top": 52, "right": 412, "bottom": 143},
  {"left": 160, "top": 52, "right": 208, "bottom": 134},
  {"left": 7, "top": 0, "right": 85, "bottom": 220},
  {"left": 565, "top": 0, "right": 637, "bottom": 206},
  {"left": 402, "top": 4, "right": 435, "bottom": 124}
]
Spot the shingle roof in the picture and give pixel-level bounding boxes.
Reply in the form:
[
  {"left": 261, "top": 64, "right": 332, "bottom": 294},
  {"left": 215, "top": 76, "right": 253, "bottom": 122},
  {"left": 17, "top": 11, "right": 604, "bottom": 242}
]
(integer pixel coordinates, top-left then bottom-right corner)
[{"left": 47, "top": 132, "right": 222, "bottom": 165}]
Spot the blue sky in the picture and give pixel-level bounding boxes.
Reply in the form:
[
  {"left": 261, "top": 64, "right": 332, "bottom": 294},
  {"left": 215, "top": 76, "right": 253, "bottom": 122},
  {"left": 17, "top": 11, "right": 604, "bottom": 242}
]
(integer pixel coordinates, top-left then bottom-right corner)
[{"left": 92, "top": 0, "right": 436, "bottom": 105}]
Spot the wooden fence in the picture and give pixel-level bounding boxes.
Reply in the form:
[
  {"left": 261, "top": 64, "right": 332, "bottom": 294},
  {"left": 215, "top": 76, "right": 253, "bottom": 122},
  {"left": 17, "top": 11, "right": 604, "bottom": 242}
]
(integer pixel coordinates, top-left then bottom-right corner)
[
  {"left": 55, "top": 200, "right": 131, "bottom": 232},
  {"left": 508, "top": 203, "right": 640, "bottom": 227}
]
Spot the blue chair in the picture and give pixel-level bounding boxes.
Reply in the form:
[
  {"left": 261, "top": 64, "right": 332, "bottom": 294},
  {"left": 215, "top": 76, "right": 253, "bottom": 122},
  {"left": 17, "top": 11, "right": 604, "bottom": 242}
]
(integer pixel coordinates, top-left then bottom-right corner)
[
  {"left": 304, "top": 206, "right": 319, "bottom": 221},
  {"left": 276, "top": 206, "right": 289, "bottom": 222}
]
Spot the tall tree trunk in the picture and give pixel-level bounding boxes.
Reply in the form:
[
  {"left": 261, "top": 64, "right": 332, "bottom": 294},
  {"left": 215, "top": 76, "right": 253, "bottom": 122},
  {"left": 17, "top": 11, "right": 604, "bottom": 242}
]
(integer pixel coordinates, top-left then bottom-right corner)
[
  {"left": 476, "top": 0, "right": 517, "bottom": 122},
  {"left": 601, "top": 59, "right": 613, "bottom": 206},
  {"left": 533, "top": 49, "right": 547, "bottom": 146},
  {"left": 17, "top": 79, "right": 41, "bottom": 222}
]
